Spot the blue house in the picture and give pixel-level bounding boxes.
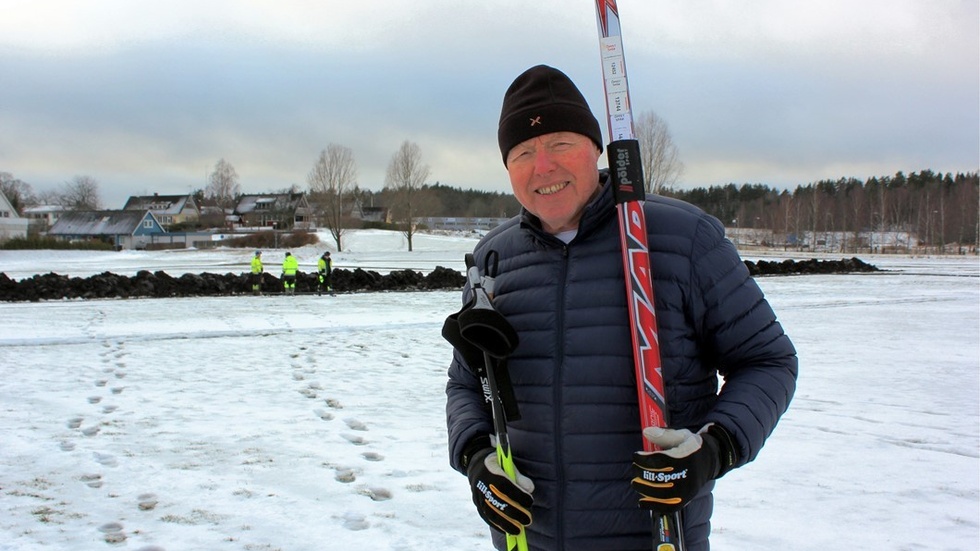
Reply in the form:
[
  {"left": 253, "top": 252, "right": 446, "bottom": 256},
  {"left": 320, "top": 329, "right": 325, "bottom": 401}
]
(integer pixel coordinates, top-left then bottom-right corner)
[{"left": 48, "top": 210, "right": 166, "bottom": 250}]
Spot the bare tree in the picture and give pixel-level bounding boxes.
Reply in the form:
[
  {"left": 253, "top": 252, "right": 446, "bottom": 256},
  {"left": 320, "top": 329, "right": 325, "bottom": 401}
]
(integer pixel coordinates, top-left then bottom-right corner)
[
  {"left": 384, "top": 140, "right": 431, "bottom": 252},
  {"left": 634, "top": 110, "right": 683, "bottom": 194},
  {"left": 206, "top": 159, "right": 240, "bottom": 211},
  {"left": 59, "top": 175, "right": 102, "bottom": 210},
  {"left": 308, "top": 144, "right": 357, "bottom": 251},
  {"left": 0, "top": 172, "right": 37, "bottom": 213}
]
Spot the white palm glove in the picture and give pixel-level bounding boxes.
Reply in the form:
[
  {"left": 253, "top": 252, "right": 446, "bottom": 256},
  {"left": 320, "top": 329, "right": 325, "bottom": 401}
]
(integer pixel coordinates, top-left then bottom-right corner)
[{"left": 631, "top": 424, "right": 738, "bottom": 512}]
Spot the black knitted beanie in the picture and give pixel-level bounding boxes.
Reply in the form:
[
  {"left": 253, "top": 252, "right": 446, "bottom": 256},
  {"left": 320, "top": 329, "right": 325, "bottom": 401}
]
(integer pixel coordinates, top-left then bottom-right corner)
[{"left": 497, "top": 65, "right": 603, "bottom": 165}]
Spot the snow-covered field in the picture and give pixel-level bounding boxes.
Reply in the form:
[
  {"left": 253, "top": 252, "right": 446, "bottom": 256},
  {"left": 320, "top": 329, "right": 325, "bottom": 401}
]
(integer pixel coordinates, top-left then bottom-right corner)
[{"left": 1, "top": 231, "right": 977, "bottom": 550}]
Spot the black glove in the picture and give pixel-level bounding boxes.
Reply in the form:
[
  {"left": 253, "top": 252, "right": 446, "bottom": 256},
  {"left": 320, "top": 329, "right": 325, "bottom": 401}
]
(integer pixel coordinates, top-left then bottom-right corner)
[
  {"left": 631, "top": 423, "right": 738, "bottom": 513},
  {"left": 466, "top": 447, "right": 534, "bottom": 535}
]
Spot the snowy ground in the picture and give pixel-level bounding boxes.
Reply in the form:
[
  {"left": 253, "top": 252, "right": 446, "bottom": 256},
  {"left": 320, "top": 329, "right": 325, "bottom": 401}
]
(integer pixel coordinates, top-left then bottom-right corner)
[{"left": 0, "top": 231, "right": 977, "bottom": 550}]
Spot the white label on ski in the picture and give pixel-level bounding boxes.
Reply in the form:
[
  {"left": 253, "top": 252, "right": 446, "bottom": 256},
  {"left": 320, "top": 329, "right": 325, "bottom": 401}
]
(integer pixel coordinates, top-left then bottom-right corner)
[
  {"left": 599, "top": 36, "right": 624, "bottom": 59},
  {"left": 599, "top": 36, "right": 632, "bottom": 138},
  {"left": 610, "top": 114, "right": 632, "bottom": 141}
]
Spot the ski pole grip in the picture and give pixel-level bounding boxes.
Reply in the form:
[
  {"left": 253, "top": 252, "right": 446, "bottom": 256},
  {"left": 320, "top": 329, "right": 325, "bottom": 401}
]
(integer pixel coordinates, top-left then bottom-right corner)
[{"left": 607, "top": 139, "right": 645, "bottom": 203}]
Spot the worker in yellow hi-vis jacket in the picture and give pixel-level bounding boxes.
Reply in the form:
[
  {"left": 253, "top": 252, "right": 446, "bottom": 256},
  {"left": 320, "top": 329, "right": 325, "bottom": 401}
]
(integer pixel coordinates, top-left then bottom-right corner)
[
  {"left": 317, "top": 251, "right": 332, "bottom": 295},
  {"left": 250, "top": 250, "right": 263, "bottom": 295},
  {"left": 281, "top": 252, "right": 298, "bottom": 295}
]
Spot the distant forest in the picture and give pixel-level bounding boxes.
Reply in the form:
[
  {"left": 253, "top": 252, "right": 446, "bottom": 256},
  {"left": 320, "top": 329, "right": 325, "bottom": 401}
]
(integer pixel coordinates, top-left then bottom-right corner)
[
  {"left": 360, "top": 169, "right": 978, "bottom": 251},
  {"left": 356, "top": 183, "right": 524, "bottom": 219},
  {"left": 661, "top": 170, "right": 979, "bottom": 252}
]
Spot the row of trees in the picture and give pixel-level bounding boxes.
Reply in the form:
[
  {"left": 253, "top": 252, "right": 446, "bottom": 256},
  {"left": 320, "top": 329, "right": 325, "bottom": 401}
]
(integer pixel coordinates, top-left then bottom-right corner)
[
  {"left": 664, "top": 170, "right": 980, "bottom": 252},
  {"left": 1, "top": 173, "right": 103, "bottom": 212},
  {"left": 304, "top": 141, "right": 434, "bottom": 252}
]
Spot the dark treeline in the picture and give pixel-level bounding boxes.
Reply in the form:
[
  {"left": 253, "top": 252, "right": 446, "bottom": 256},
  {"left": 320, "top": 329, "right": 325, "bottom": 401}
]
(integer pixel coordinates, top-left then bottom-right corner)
[
  {"left": 351, "top": 182, "right": 522, "bottom": 219},
  {"left": 424, "top": 183, "right": 522, "bottom": 217},
  {"left": 663, "top": 170, "right": 978, "bottom": 252}
]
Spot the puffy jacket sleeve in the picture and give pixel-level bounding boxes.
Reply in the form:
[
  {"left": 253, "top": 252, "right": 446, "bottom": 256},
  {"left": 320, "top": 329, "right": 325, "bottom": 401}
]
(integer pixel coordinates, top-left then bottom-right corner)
[
  {"left": 690, "top": 215, "right": 798, "bottom": 467},
  {"left": 445, "top": 336, "right": 494, "bottom": 474}
]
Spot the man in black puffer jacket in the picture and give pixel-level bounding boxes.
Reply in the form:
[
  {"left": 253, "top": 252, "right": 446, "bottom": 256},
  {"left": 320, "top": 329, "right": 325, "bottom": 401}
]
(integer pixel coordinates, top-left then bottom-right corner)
[{"left": 446, "top": 64, "right": 798, "bottom": 551}]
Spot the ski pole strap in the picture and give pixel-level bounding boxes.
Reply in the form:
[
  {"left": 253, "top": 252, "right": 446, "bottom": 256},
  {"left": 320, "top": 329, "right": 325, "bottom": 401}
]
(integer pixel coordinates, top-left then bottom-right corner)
[
  {"left": 457, "top": 294, "right": 520, "bottom": 359},
  {"left": 442, "top": 311, "right": 485, "bottom": 368},
  {"left": 442, "top": 299, "right": 521, "bottom": 421},
  {"left": 490, "top": 357, "right": 521, "bottom": 422}
]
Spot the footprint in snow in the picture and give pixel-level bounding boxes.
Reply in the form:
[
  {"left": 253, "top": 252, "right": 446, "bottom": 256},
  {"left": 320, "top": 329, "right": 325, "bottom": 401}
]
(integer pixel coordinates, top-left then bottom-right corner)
[
  {"left": 94, "top": 452, "right": 118, "bottom": 467},
  {"left": 359, "top": 486, "right": 393, "bottom": 501},
  {"left": 102, "top": 404, "right": 118, "bottom": 414},
  {"left": 81, "top": 426, "right": 100, "bottom": 437},
  {"left": 341, "top": 512, "right": 369, "bottom": 531},
  {"left": 335, "top": 468, "right": 357, "bottom": 483},
  {"left": 95, "top": 379, "right": 108, "bottom": 387},
  {"left": 342, "top": 433, "right": 368, "bottom": 446},
  {"left": 88, "top": 396, "right": 102, "bottom": 404},
  {"left": 98, "top": 521, "right": 127, "bottom": 544},
  {"left": 361, "top": 452, "right": 384, "bottom": 462},
  {"left": 325, "top": 398, "right": 343, "bottom": 409},
  {"left": 137, "top": 493, "right": 159, "bottom": 511},
  {"left": 67, "top": 417, "right": 84, "bottom": 429},
  {"left": 81, "top": 473, "right": 103, "bottom": 488},
  {"left": 60, "top": 441, "right": 76, "bottom": 452},
  {"left": 313, "top": 409, "right": 334, "bottom": 421},
  {"left": 111, "top": 387, "right": 124, "bottom": 395},
  {"left": 344, "top": 418, "right": 368, "bottom": 431}
]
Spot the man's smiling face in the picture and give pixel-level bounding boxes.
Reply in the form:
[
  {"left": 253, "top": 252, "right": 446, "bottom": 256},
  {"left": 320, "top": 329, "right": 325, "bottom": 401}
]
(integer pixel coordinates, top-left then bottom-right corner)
[{"left": 505, "top": 131, "right": 602, "bottom": 235}]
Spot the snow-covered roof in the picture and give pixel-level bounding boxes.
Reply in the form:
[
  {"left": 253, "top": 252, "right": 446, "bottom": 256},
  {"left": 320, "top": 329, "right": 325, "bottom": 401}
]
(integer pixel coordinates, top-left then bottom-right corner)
[
  {"left": 234, "top": 193, "right": 308, "bottom": 215},
  {"left": 49, "top": 210, "right": 161, "bottom": 236},
  {"left": 22, "top": 205, "right": 66, "bottom": 214},
  {"left": 122, "top": 194, "right": 196, "bottom": 215}
]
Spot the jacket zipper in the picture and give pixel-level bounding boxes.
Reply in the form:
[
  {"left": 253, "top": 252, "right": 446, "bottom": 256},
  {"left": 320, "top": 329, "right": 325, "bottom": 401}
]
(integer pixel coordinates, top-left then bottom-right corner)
[{"left": 554, "top": 243, "right": 570, "bottom": 550}]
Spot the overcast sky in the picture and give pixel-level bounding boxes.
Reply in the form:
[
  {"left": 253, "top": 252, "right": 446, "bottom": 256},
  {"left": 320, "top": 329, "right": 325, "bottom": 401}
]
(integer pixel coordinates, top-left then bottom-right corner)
[{"left": 1, "top": 0, "right": 977, "bottom": 208}]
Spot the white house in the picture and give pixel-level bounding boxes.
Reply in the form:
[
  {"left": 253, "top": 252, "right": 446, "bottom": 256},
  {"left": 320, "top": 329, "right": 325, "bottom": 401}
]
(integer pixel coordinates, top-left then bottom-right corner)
[
  {"left": 0, "top": 189, "right": 29, "bottom": 242},
  {"left": 21, "top": 204, "right": 66, "bottom": 235}
]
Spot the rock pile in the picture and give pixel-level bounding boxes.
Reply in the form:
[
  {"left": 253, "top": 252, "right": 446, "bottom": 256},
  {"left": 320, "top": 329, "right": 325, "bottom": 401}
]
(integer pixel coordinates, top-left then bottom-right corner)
[
  {"left": 0, "top": 259, "right": 877, "bottom": 302},
  {"left": 743, "top": 257, "right": 879, "bottom": 276}
]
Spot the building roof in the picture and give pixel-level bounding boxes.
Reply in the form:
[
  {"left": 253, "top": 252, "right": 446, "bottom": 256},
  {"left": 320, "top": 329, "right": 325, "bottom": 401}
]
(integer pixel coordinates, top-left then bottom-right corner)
[
  {"left": 49, "top": 210, "right": 164, "bottom": 236},
  {"left": 234, "top": 192, "right": 308, "bottom": 215},
  {"left": 122, "top": 194, "right": 197, "bottom": 215},
  {"left": 22, "top": 205, "right": 66, "bottom": 214},
  {"left": 0, "top": 189, "right": 24, "bottom": 218}
]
